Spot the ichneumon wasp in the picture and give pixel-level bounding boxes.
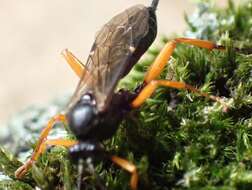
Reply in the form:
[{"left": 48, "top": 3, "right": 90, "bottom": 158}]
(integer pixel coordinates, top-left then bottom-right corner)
[{"left": 15, "top": 0, "right": 234, "bottom": 189}]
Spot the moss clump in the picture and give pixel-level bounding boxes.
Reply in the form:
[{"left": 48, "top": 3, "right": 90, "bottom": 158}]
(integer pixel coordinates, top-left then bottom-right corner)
[{"left": 1, "top": 0, "right": 252, "bottom": 189}]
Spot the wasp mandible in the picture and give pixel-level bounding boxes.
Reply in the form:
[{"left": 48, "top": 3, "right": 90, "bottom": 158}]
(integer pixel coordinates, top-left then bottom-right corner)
[{"left": 15, "top": 0, "right": 229, "bottom": 189}]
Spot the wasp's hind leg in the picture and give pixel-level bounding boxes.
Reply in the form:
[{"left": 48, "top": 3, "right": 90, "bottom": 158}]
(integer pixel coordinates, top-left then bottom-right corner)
[
  {"left": 144, "top": 38, "right": 225, "bottom": 83},
  {"left": 61, "top": 49, "right": 89, "bottom": 78},
  {"left": 15, "top": 114, "right": 69, "bottom": 178},
  {"left": 131, "top": 38, "right": 229, "bottom": 111}
]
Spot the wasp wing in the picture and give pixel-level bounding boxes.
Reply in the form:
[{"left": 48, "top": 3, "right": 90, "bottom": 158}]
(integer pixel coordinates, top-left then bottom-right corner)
[{"left": 67, "top": 5, "right": 150, "bottom": 111}]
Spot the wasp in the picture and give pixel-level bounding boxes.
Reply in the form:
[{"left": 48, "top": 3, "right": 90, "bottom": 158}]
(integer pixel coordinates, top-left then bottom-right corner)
[{"left": 15, "top": 0, "right": 229, "bottom": 189}]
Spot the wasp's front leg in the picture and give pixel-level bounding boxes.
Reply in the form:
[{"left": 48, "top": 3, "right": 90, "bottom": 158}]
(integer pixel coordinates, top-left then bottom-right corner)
[
  {"left": 111, "top": 156, "right": 138, "bottom": 190},
  {"left": 15, "top": 138, "right": 77, "bottom": 178},
  {"left": 15, "top": 114, "right": 72, "bottom": 178}
]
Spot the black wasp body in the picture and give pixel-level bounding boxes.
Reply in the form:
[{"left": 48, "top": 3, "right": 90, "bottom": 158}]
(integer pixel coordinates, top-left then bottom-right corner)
[{"left": 67, "top": 2, "right": 158, "bottom": 160}]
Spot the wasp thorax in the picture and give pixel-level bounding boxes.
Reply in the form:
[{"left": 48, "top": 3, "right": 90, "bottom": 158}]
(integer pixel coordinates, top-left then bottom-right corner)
[{"left": 67, "top": 94, "right": 97, "bottom": 139}]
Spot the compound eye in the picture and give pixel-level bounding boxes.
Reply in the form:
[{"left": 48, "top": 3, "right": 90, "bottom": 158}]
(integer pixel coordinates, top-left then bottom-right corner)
[{"left": 67, "top": 103, "right": 96, "bottom": 138}]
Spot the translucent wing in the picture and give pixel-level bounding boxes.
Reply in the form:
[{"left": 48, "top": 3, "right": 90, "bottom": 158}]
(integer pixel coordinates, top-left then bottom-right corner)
[{"left": 67, "top": 5, "right": 150, "bottom": 112}]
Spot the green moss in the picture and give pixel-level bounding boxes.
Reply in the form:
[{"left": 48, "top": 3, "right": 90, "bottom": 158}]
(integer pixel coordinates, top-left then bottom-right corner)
[{"left": 1, "top": 0, "right": 252, "bottom": 189}]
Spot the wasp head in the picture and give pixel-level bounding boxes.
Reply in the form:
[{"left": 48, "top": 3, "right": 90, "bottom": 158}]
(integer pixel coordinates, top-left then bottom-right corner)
[{"left": 67, "top": 93, "right": 98, "bottom": 139}]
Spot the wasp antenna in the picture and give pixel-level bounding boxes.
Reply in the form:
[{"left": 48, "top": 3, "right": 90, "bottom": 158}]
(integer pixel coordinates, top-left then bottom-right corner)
[
  {"left": 77, "top": 159, "right": 84, "bottom": 190},
  {"left": 151, "top": 0, "right": 160, "bottom": 11}
]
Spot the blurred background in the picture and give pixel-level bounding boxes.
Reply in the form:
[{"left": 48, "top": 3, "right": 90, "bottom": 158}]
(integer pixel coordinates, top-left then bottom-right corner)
[{"left": 0, "top": 0, "right": 238, "bottom": 125}]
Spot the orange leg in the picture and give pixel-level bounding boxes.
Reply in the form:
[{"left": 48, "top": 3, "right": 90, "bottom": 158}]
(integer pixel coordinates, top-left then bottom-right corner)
[
  {"left": 111, "top": 156, "right": 138, "bottom": 190},
  {"left": 144, "top": 38, "right": 225, "bottom": 83},
  {"left": 37, "top": 139, "right": 78, "bottom": 158},
  {"left": 15, "top": 138, "right": 77, "bottom": 178},
  {"left": 61, "top": 49, "right": 89, "bottom": 78},
  {"left": 131, "top": 80, "right": 228, "bottom": 111},
  {"left": 15, "top": 114, "right": 70, "bottom": 178}
]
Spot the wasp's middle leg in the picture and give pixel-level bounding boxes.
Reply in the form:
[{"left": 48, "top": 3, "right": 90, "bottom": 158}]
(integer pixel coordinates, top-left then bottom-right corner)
[{"left": 131, "top": 80, "right": 228, "bottom": 111}]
